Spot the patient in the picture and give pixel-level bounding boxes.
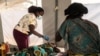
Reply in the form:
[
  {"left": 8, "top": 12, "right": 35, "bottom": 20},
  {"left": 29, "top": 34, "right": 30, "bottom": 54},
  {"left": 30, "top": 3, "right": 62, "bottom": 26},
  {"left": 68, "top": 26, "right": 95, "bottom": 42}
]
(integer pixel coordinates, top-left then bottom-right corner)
[{"left": 14, "top": 43, "right": 61, "bottom": 56}]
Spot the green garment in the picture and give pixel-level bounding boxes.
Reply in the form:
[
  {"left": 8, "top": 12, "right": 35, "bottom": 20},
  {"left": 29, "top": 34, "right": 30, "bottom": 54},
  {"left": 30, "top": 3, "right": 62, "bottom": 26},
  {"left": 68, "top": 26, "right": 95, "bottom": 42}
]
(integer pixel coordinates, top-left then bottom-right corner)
[
  {"left": 58, "top": 18, "right": 100, "bottom": 54},
  {"left": 15, "top": 43, "right": 56, "bottom": 56}
]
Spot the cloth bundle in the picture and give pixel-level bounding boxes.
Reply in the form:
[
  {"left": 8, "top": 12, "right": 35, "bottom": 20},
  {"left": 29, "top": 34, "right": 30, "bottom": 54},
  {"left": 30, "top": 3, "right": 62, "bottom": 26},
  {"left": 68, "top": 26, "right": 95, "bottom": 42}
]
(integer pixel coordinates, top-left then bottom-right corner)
[{"left": 14, "top": 43, "right": 60, "bottom": 56}]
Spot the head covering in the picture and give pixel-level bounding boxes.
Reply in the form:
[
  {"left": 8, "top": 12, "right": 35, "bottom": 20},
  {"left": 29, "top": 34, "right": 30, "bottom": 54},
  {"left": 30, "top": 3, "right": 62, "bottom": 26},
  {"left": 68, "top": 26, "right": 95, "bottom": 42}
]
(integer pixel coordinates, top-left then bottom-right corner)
[{"left": 64, "top": 3, "right": 88, "bottom": 17}]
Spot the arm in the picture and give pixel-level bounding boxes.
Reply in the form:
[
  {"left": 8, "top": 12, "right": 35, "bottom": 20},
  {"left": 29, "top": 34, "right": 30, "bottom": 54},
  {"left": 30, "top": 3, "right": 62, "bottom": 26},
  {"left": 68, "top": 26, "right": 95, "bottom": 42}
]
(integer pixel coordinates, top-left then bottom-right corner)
[
  {"left": 29, "top": 24, "right": 43, "bottom": 37},
  {"left": 55, "top": 31, "right": 62, "bottom": 42},
  {"left": 29, "top": 24, "right": 49, "bottom": 41},
  {"left": 55, "top": 20, "right": 68, "bottom": 42}
]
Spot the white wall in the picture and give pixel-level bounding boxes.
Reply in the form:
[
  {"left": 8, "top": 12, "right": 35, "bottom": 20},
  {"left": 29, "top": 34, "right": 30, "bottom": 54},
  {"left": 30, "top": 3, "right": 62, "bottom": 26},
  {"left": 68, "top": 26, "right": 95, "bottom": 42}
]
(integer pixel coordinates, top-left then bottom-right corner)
[{"left": 72, "top": 0, "right": 100, "bottom": 4}]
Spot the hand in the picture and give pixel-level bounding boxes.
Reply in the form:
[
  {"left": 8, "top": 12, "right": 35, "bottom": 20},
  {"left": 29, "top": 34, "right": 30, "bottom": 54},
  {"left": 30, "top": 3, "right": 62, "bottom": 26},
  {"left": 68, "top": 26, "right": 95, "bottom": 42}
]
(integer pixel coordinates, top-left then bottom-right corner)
[{"left": 43, "top": 35, "right": 49, "bottom": 41}]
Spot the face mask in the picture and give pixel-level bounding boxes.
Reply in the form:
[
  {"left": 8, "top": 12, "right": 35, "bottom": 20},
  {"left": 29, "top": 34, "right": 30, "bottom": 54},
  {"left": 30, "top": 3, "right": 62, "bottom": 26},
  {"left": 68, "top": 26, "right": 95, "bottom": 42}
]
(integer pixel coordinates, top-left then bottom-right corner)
[{"left": 37, "top": 15, "right": 42, "bottom": 19}]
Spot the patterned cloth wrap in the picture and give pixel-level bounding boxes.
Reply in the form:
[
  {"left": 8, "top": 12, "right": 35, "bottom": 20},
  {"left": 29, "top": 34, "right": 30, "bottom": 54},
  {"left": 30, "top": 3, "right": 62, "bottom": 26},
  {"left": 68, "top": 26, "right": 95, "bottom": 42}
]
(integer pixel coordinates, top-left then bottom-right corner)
[{"left": 14, "top": 43, "right": 59, "bottom": 56}]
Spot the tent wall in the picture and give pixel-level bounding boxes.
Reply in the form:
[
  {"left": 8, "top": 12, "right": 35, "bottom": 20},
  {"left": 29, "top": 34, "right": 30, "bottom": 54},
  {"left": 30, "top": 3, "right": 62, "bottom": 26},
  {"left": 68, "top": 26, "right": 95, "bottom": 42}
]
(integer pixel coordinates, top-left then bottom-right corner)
[
  {"left": 0, "top": 0, "right": 29, "bottom": 44},
  {"left": 0, "top": 0, "right": 26, "bottom": 9},
  {"left": 0, "top": 14, "right": 4, "bottom": 43},
  {"left": 0, "top": 0, "right": 43, "bottom": 46},
  {"left": 42, "top": 0, "right": 71, "bottom": 47}
]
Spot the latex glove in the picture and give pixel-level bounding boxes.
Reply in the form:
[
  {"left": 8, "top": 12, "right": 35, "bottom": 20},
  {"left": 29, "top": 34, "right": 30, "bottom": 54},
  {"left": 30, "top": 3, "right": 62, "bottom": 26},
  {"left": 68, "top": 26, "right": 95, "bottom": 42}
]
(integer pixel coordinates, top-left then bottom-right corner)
[{"left": 43, "top": 35, "right": 49, "bottom": 41}]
